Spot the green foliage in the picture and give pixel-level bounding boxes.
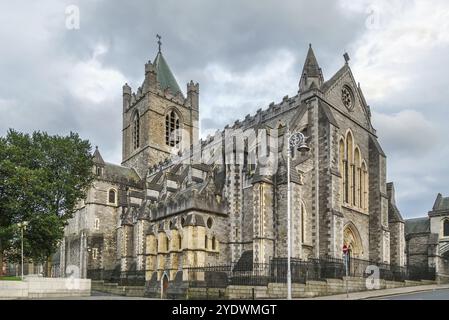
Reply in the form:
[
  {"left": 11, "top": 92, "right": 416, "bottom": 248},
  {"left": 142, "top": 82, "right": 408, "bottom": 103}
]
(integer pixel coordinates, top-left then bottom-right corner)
[
  {"left": 0, "top": 276, "right": 21, "bottom": 281},
  {"left": 0, "top": 129, "right": 94, "bottom": 264}
]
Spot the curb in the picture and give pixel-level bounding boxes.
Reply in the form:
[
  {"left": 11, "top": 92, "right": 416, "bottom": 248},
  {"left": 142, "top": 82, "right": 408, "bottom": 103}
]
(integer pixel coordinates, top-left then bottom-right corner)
[{"left": 361, "top": 286, "right": 449, "bottom": 300}]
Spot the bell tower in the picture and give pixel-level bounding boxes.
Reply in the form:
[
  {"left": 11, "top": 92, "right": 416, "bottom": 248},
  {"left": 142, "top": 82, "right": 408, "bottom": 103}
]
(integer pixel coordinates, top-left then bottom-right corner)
[{"left": 121, "top": 36, "right": 199, "bottom": 177}]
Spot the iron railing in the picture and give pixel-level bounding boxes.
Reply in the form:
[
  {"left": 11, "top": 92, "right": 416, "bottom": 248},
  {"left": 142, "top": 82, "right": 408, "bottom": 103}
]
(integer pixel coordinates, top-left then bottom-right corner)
[{"left": 87, "top": 256, "right": 436, "bottom": 287}]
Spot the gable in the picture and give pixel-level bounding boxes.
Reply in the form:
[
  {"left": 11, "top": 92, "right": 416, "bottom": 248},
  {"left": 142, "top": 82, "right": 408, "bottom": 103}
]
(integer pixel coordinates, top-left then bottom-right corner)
[{"left": 322, "top": 65, "right": 373, "bottom": 131}]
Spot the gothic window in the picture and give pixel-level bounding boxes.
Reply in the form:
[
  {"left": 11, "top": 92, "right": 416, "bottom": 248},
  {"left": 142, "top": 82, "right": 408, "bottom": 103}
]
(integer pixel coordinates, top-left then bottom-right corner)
[
  {"left": 342, "top": 85, "right": 354, "bottom": 111},
  {"left": 346, "top": 131, "right": 353, "bottom": 204},
  {"left": 165, "top": 110, "right": 181, "bottom": 147},
  {"left": 178, "top": 235, "right": 182, "bottom": 250},
  {"left": 132, "top": 112, "right": 140, "bottom": 150},
  {"left": 443, "top": 220, "right": 449, "bottom": 237},
  {"left": 341, "top": 131, "right": 368, "bottom": 211},
  {"left": 166, "top": 237, "right": 170, "bottom": 252},
  {"left": 94, "top": 218, "right": 100, "bottom": 230},
  {"left": 212, "top": 236, "right": 216, "bottom": 250},
  {"left": 339, "top": 139, "right": 346, "bottom": 203},
  {"left": 361, "top": 161, "right": 368, "bottom": 211},
  {"left": 96, "top": 166, "right": 103, "bottom": 176},
  {"left": 205, "top": 235, "right": 208, "bottom": 249},
  {"left": 108, "top": 189, "right": 117, "bottom": 205},
  {"left": 354, "top": 148, "right": 361, "bottom": 207}
]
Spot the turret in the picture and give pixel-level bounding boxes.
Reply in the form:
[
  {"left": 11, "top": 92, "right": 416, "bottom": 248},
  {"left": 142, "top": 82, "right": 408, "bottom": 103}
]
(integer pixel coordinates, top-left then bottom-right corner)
[
  {"left": 122, "top": 83, "right": 131, "bottom": 112},
  {"left": 299, "top": 44, "right": 324, "bottom": 93},
  {"left": 187, "top": 80, "right": 199, "bottom": 111},
  {"left": 143, "top": 60, "right": 157, "bottom": 93}
]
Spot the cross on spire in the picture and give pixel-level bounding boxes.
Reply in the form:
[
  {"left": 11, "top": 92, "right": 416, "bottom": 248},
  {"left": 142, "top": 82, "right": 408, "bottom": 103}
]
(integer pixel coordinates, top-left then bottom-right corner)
[{"left": 157, "top": 34, "right": 162, "bottom": 53}]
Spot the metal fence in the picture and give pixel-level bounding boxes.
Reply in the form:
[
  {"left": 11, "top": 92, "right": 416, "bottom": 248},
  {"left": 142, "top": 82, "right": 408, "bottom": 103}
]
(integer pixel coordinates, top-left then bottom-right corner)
[
  {"left": 87, "top": 256, "right": 435, "bottom": 288},
  {"left": 184, "top": 256, "right": 436, "bottom": 288}
]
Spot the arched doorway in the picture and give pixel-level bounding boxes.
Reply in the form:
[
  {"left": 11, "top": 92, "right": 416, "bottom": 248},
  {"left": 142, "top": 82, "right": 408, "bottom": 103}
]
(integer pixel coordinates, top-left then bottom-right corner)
[
  {"left": 343, "top": 223, "right": 363, "bottom": 258},
  {"left": 161, "top": 272, "right": 169, "bottom": 299}
]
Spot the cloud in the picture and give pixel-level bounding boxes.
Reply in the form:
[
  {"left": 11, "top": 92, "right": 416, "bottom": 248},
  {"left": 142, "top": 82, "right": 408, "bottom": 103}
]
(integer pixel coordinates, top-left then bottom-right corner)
[
  {"left": 199, "top": 49, "right": 298, "bottom": 136},
  {"left": 1, "top": 0, "right": 449, "bottom": 219},
  {"left": 373, "top": 110, "right": 441, "bottom": 156},
  {"left": 67, "top": 44, "right": 126, "bottom": 104}
]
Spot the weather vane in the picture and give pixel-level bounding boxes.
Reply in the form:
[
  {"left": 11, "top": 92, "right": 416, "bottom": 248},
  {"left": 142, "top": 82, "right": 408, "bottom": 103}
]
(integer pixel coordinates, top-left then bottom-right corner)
[
  {"left": 343, "top": 52, "right": 350, "bottom": 64},
  {"left": 157, "top": 34, "right": 162, "bottom": 53}
]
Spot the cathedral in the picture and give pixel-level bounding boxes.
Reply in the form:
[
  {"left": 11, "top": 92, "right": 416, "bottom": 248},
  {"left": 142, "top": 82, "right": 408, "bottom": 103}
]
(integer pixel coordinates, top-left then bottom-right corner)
[{"left": 59, "top": 42, "right": 406, "bottom": 285}]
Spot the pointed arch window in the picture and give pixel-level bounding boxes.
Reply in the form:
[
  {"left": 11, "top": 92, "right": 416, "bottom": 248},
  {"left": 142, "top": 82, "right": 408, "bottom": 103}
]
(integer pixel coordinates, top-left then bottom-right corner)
[
  {"left": 165, "top": 110, "right": 181, "bottom": 147},
  {"left": 340, "top": 131, "right": 368, "bottom": 211},
  {"left": 212, "top": 236, "right": 216, "bottom": 250},
  {"left": 354, "top": 148, "right": 361, "bottom": 207},
  {"left": 108, "top": 189, "right": 117, "bottom": 205},
  {"left": 132, "top": 112, "right": 140, "bottom": 150},
  {"left": 361, "top": 161, "right": 368, "bottom": 211},
  {"left": 339, "top": 139, "right": 346, "bottom": 203},
  {"left": 346, "top": 132, "right": 354, "bottom": 205},
  {"left": 443, "top": 219, "right": 449, "bottom": 237}
]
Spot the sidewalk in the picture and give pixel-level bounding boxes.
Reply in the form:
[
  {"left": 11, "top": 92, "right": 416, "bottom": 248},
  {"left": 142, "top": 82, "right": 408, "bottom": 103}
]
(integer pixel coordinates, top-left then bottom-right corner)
[{"left": 299, "top": 284, "right": 449, "bottom": 300}]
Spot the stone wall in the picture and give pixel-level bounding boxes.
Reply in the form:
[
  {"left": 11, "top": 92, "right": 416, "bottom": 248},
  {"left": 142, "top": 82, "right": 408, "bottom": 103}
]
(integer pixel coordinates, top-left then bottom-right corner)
[
  {"left": 181, "top": 277, "right": 432, "bottom": 300},
  {"left": 406, "top": 234, "right": 430, "bottom": 267},
  {"left": 0, "top": 276, "right": 91, "bottom": 299}
]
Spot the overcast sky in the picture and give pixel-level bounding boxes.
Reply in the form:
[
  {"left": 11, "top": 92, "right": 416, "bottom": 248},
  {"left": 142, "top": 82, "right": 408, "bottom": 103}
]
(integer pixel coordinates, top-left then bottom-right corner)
[{"left": 0, "top": 0, "right": 448, "bottom": 218}]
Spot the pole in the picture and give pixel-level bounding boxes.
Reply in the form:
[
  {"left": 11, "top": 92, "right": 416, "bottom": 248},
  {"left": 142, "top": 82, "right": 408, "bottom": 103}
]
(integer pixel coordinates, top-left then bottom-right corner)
[
  {"left": 344, "top": 252, "right": 349, "bottom": 298},
  {"left": 21, "top": 226, "right": 24, "bottom": 280},
  {"left": 287, "top": 129, "right": 292, "bottom": 300}
]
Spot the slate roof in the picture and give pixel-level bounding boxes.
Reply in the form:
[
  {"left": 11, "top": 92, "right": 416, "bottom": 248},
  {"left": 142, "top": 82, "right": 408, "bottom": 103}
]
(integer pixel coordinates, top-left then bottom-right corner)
[
  {"left": 154, "top": 51, "right": 183, "bottom": 97},
  {"left": 321, "top": 64, "right": 349, "bottom": 92},
  {"left": 103, "top": 162, "right": 141, "bottom": 187},
  {"left": 439, "top": 197, "right": 449, "bottom": 210},
  {"left": 93, "top": 146, "right": 105, "bottom": 165},
  {"left": 301, "top": 45, "right": 323, "bottom": 78},
  {"left": 434, "top": 194, "right": 449, "bottom": 211},
  {"left": 405, "top": 217, "right": 430, "bottom": 235}
]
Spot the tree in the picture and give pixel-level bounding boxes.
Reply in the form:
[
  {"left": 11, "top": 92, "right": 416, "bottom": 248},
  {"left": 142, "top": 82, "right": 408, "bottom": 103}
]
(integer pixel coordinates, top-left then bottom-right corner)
[{"left": 0, "top": 130, "right": 94, "bottom": 275}]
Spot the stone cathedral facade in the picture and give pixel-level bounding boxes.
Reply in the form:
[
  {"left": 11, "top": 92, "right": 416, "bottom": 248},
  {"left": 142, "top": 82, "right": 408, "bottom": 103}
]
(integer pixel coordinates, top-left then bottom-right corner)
[{"left": 59, "top": 44, "right": 406, "bottom": 282}]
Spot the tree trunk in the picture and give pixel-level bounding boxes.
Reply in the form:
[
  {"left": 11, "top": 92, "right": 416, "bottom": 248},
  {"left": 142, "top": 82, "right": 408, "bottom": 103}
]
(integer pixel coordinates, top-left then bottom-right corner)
[{"left": 46, "top": 256, "right": 52, "bottom": 277}]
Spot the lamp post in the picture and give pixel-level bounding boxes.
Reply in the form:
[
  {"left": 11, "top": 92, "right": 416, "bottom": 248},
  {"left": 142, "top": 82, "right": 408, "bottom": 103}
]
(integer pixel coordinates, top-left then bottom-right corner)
[
  {"left": 17, "top": 221, "right": 29, "bottom": 280},
  {"left": 286, "top": 128, "right": 310, "bottom": 300}
]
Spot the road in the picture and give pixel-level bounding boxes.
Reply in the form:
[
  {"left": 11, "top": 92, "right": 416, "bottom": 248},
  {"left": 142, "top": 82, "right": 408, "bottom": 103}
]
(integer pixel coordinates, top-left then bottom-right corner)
[{"left": 373, "top": 288, "right": 449, "bottom": 300}]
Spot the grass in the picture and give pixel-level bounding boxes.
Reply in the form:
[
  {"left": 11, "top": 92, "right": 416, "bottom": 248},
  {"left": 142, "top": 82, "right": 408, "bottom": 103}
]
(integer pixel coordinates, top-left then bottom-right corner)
[{"left": 0, "top": 276, "right": 22, "bottom": 281}]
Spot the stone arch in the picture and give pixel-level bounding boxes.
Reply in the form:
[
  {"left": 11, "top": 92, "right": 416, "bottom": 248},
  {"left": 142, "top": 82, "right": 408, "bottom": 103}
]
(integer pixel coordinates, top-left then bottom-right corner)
[
  {"left": 343, "top": 222, "right": 363, "bottom": 258},
  {"left": 161, "top": 271, "right": 169, "bottom": 299}
]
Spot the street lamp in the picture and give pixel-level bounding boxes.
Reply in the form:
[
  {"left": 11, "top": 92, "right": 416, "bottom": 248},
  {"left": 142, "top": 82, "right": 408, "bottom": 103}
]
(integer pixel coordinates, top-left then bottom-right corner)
[
  {"left": 287, "top": 128, "right": 310, "bottom": 300},
  {"left": 17, "top": 221, "right": 29, "bottom": 280}
]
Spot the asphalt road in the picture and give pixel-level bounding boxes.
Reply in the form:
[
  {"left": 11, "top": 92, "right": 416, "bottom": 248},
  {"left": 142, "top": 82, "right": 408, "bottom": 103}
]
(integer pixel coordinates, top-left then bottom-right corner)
[{"left": 374, "top": 288, "right": 449, "bottom": 300}]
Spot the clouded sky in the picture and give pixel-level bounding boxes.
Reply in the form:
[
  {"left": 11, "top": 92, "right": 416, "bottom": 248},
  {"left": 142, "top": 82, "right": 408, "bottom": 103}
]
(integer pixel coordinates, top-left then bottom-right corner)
[{"left": 0, "top": 0, "right": 448, "bottom": 218}]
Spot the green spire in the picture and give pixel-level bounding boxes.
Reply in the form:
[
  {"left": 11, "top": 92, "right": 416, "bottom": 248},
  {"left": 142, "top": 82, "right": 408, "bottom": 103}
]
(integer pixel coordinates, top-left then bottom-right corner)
[{"left": 154, "top": 51, "right": 183, "bottom": 97}]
